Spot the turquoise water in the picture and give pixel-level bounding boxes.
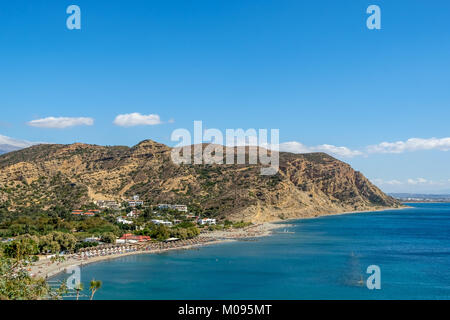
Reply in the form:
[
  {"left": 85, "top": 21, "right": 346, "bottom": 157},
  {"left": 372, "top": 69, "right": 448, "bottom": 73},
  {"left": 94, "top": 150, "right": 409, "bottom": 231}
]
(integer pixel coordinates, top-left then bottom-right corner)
[{"left": 53, "top": 203, "right": 450, "bottom": 299}]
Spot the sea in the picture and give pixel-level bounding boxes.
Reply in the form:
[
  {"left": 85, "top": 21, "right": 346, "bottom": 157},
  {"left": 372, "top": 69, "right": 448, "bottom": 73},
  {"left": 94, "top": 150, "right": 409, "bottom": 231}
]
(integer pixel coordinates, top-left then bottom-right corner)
[{"left": 52, "top": 203, "right": 450, "bottom": 299}]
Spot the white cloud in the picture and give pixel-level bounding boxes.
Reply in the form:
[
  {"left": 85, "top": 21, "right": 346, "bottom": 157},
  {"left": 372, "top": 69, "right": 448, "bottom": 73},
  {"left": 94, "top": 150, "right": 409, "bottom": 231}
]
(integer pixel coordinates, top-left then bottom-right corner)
[
  {"left": 372, "top": 178, "right": 383, "bottom": 185},
  {"left": 387, "top": 180, "right": 403, "bottom": 185},
  {"left": 374, "top": 177, "right": 448, "bottom": 187},
  {"left": 279, "top": 141, "right": 364, "bottom": 158},
  {"left": 0, "top": 134, "right": 36, "bottom": 148},
  {"left": 373, "top": 177, "right": 450, "bottom": 193},
  {"left": 367, "top": 137, "right": 450, "bottom": 154},
  {"left": 372, "top": 179, "right": 403, "bottom": 186},
  {"left": 113, "top": 113, "right": 162, "bottom": 127},
  {"left": 28, "top": 117, "right": 94, "bottom": 129},
  {"left": 231, "top": 140, "right": 363, "bottom": 158},
  {"left": 277, "top": 136, "right": 450, "bottom": 158},
  {"left": 407, "top": 178, "right": 428, "bottom": 185}
]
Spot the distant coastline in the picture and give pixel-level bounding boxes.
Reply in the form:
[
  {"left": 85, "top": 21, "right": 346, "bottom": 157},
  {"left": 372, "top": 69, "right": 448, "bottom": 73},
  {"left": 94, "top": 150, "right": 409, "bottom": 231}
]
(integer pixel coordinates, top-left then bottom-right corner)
[
  {"left": 390, "top": 193, "right": 450, "bottom": 204},
  {"left": 402, "top": 201, "right": 450, "bottom": 204}
]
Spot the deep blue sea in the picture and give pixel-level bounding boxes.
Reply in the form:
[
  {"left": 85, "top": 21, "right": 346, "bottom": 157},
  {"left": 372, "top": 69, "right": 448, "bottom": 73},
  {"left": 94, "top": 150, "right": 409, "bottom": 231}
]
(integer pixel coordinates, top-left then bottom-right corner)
[{"left": 53, "top": 203, "right": 450, "bottom": 299}]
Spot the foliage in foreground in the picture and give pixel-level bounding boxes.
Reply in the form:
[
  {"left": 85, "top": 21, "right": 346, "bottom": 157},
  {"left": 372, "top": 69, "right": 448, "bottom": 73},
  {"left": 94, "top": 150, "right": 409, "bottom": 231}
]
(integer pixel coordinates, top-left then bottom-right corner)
[{"left": 0, "top": 239, "right": 66, "bottom": 300}]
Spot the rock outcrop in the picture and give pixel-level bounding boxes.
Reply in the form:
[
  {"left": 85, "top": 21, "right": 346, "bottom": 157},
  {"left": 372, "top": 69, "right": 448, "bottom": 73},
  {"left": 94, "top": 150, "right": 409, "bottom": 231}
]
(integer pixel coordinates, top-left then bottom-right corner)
[{"left": 0, "top": 140, "right": 401, "bottom": 222}]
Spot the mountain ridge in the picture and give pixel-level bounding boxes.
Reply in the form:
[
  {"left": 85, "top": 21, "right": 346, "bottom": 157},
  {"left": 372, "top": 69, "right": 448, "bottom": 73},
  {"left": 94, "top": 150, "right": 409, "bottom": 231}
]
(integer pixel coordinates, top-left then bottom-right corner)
[{"left": 0, "top": 140, "right": 401, "bottom": 222}]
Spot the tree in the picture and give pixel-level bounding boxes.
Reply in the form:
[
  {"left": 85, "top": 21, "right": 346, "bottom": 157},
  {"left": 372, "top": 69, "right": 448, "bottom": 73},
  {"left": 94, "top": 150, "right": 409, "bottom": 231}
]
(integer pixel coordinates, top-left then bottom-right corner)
[
  {"left": 89, "top": 279, "right": 102, "bottom": 300},
  {"left": 74, "top": 282, "right": 84, "bottom": 301},
  {"left": 150, "top": 224, "right": 170, "bottom": 241},
  {"left": 39, "top": 238, "right": 60, "bottom": 254},
  {"left": 0, "top": 240, "right": 65, "bottom": 300},
  {"left": 52, "top": 231, "right": 77, "bottom": 252},
  {"left": 39, "top": 232, "right": 77, "bottom": 254},
  {"left": 3, "top": 237, "right": 39, "bottom": 260},
  {"left": 0, "top": 256, "right": 49, "bottom": 299},
  {"left": 100, "top": 232, "right": 116, "bottom": 244},
  {"left": 50, "top": 255, "right": 66, "bottom": 264}
]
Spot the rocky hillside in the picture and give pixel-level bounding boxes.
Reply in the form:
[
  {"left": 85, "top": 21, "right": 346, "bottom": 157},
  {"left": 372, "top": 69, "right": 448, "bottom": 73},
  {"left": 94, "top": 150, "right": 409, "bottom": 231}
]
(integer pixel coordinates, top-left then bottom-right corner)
[{"left": 0, "top": 140, "right": 401, "bottom": 222}]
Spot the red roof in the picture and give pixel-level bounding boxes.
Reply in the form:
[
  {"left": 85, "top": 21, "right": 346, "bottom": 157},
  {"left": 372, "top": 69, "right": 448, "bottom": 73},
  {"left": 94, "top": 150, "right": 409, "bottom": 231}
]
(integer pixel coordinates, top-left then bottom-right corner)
[
  {"left": 121, "top": 233, "right": 133, "bottom": 237},
  {"left": 120, "top": 234, "right": 151, "bottom": 241},
  {"left": 72, "top": 210, "right": 96, "bottom": 216}
]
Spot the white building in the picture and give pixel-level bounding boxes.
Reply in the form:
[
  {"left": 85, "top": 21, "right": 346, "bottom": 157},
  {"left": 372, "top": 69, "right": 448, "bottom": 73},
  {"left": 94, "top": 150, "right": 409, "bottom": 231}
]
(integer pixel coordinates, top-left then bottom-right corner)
[
  {"left": 96, "top": 200, "right": 120, "bottom": 210},
  {"left": 198, "top": 218, "right": 216, "bottom": 225},
  {"left": 127, "top": 210, "right": 139, "bottom": 217},
  {"left": 172, "top": 205, "right": 188, "bottom": 212},
  {"left": 128, "top": 200, "right": 144, "bottom": 207},
  {"left": 117, "top": 217, "right": 133, "bottom": 225},
  {"left": 116, "top": 239, "right": 138, "bottom": 244},
  {"left": 151, "top": 219, "right": 173, "bottom": 226}
]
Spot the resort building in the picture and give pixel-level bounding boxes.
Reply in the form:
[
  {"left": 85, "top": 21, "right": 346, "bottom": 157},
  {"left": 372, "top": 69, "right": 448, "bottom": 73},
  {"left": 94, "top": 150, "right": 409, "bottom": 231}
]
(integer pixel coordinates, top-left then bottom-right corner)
[
  {"left": 96, "top": 200, "right": 120, "bottom": 210},
  {"left": 83, "top": 237, "right": 101, "bottom": 243},
  {"left": 128, "top": 200, "right": 144, "bottom": 207},
  {"left": 198, "top": 218, "right": 217, "bottom": 225},
  {"left": 172, "top": 204, "right": 188, "bottom": 212},
  {"left": 118, "top": 234, "right": 151, "bottom": 243},
  {"left": 151, "top": 219, "right": 173, "bottom": 226},
  {"left": 125, "top": 195, "right": 144, "bottom": 207},
  {"left": 117, "top": 217, "right": 133, "bottom": 225},
  {"left": 128, "top": 196, "right": 144, "bottom": 207},
  {"left": 71, "top": 210, "right": 98, "bottom": 216},
  {"left": 127, "top": 210, "right": 140, "bottom": 217}
]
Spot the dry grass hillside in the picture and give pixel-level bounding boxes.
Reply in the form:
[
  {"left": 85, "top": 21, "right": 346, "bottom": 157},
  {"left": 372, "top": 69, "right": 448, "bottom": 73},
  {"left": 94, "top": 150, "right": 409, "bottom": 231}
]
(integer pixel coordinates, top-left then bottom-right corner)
[{"left": 0, "top": 140, "right": 401, "bottom": 222}]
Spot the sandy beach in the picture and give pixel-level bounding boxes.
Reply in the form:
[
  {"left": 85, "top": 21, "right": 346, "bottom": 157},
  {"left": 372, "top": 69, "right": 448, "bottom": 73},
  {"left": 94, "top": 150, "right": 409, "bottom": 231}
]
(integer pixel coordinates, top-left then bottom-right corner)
[
  {"left": 30, "top": 207, "right": 404, "bottom": 280},
  {"left": 30, "top": 222, "right": 287, "bottom": 279}
]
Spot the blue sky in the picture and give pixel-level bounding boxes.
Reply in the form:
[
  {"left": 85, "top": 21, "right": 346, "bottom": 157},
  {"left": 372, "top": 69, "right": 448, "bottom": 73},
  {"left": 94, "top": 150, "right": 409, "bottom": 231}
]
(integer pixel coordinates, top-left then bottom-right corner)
[{"left": 1, "top": 0, "right": 450, "bottom": 193}]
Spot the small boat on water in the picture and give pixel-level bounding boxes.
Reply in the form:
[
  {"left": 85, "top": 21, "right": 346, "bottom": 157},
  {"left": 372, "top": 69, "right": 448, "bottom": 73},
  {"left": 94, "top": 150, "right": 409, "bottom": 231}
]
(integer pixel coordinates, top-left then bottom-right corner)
[
  {"left": 274, "top": 229, "right": 294, "bottom": 234},
  {"left": 357, "top": 275, "right": 365, "bottom": 287}
]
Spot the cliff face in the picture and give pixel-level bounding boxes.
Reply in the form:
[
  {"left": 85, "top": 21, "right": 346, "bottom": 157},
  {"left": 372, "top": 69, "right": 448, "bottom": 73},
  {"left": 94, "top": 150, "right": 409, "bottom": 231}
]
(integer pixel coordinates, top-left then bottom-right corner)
[{"left": 0, "top": 140, "right": 401, "bottom": 222}]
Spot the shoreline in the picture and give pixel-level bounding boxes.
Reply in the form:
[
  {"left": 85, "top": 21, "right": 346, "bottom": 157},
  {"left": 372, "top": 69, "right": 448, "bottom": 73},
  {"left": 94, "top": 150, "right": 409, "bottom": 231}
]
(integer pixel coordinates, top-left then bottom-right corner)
[
  {"left": 401, "top": 201, "right": 450, "bottom": 204},
  {"left": 34, "top": 206, "right": 407, "bottom": 280},
  {"left": 32, "top": 222, "right": 286, "bottom": 279},
  {"left": 275, "top": 205, "right": 409, "bottom": 223},
  {"left": 38, "top": 239, "right": 235, "bottom": 279}
]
